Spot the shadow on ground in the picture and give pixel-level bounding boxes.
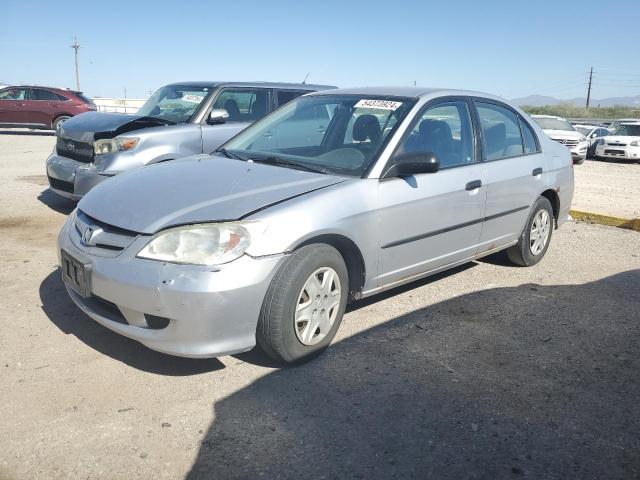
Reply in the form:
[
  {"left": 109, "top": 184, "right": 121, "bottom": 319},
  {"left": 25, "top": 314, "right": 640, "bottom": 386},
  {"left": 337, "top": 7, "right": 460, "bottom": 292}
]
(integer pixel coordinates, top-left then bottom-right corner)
[
  {"left": 37, "top": 188, "right": 76, "bottom": 215},
  {"left": 0, "top": 129, "right": 54, "bottom": 136},
  {"left": 39, "top": 271, "right": 224, "bottom": 375},
  {"left": 188, "top": 270, "right": 640, "bottom": 479}
]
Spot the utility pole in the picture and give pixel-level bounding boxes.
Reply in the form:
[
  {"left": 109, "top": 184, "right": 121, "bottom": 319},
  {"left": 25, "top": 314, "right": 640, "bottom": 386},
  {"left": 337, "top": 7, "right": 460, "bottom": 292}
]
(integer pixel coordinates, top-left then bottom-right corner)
[
  {"left": 586, "top": 66, "right": 593, "bottom": 109},
  {"left": 70, "top": 37, "right": 80, "bottom": 91}
]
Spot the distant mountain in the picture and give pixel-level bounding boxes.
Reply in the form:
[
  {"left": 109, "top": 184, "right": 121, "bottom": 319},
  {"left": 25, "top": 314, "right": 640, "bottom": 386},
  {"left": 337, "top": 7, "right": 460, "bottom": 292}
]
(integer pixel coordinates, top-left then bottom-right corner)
[{"left": 511, "top": 95, "right": 640, "bottom": 107}]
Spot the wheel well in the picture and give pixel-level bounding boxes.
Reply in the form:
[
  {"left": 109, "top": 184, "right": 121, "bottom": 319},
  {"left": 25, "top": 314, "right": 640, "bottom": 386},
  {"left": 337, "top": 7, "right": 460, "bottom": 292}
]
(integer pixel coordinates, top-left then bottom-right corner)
[
  {"left": 541, "top": 189, "right": 560, "bottom": 227},
  {"left": 297, "top": 234, "right": 366, "bottom": 300}
]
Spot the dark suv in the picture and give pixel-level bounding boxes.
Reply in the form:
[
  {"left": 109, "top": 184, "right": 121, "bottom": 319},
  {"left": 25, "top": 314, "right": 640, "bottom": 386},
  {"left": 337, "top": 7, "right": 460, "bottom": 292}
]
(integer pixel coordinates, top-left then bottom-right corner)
[{"left": 0, "top": 85, "right": 96, "bottom": 131}]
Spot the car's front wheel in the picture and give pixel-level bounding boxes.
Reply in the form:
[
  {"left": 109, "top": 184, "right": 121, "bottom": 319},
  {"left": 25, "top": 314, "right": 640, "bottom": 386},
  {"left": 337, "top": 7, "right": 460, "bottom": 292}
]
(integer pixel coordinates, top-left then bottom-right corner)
[
  {"left": 257, "top": 243, "right": 348, "bottom": 365},
  {"left": 507, "top": 196, "right": 554, "bottom": 267},
  {"left": 52, "top": 115, "right": 70, "bottom": 131}
]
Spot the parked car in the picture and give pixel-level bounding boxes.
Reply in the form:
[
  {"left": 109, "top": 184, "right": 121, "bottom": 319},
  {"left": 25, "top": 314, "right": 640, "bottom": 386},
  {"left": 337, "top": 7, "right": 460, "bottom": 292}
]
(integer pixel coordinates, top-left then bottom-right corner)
[
  {"left": 58, "top": 87, "right": 574, "bottom": 364},
  {"left": 607, "top": 118, "right": 640, "bottom": 131},
  {"left": 0, "top": 85, "right": 96, "bottom": 130},
  {"left": 573, "top": 124, "right": 611, "bottom": 157},
  {"left": 531, "top": 115, "right": 588, "bottom": 164},
  {"left": 594, "top": 122, "right": 640, "bottom": 162},
  {"left": 46, "top": 82, "right": 334, "bottom": 200}
]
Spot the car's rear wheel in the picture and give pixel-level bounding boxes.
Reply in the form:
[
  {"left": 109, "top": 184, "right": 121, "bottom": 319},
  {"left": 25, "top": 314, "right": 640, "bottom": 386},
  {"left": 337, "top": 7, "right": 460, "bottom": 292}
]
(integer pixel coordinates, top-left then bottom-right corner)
[
  {"left": 52, "top": 115, "right": 70, "bottom": 131},
  {"left": 257, "top": 243, "right": 348, "bottom": 365},
  {"left": 507, "top": 196, "right": 554, "bottom": 267}
]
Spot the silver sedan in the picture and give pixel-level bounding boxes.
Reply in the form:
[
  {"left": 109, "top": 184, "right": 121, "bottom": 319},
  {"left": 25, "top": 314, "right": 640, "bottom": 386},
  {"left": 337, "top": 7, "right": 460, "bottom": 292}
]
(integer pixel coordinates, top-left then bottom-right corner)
[{"left": 58, "top": 87, "right": 574, "bottom": 364}]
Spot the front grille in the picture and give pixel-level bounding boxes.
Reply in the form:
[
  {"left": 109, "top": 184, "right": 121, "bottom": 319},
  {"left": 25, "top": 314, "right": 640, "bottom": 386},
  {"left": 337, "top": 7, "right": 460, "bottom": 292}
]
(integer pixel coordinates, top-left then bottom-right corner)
[
  {"left": 604, "top": 149, "right": 625, "bottom": 155},
  {"left": 57, "top": 136, "right": 94, "bottom": 163},
  {"left": 48, "top": 175, "right": 74, "bottom": 193},
  {"left": 607, "top": 142, "right": 627, "bottom": 147},
  {"left": 72, "top": 209, "right": 141, "bottom": 255}
]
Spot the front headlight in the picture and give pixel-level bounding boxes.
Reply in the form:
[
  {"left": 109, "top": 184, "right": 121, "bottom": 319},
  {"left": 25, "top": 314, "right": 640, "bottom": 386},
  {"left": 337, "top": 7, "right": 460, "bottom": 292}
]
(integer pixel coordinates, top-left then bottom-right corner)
[
  {"left": 579, "top": 135, "right": 587, "bottom": 142},
  {"left": 137, "top": 223, "right": 251, "bottom": 265},
  {"left": 94, "top": 137, "right": 140, "bottom": 155},
  {"left": 630, "top": 140, "right": 639, "bottom": 147}
]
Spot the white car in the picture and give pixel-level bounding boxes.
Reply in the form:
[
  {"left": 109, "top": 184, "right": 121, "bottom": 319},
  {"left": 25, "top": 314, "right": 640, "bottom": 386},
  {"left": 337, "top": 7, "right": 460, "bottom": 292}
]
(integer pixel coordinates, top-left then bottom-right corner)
[
  {"left": 594, "top": 122, "right": 640, "bottom": 163},
  {"left": 574, "top": 124, "right": 611, "bottom": 157},
  {"left": 532, "top": 115, "right": 588, "bottom": 164}
]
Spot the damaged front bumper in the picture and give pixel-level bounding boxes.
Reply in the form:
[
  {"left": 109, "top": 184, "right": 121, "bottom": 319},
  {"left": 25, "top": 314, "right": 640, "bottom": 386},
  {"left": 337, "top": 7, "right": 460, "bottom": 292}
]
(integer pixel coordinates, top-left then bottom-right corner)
[
  {"left": 46, "top": 153, "right": 112, "bottom": 200},
  {"left": 57, "top": 214, "right": 285, "bottom": 358}
]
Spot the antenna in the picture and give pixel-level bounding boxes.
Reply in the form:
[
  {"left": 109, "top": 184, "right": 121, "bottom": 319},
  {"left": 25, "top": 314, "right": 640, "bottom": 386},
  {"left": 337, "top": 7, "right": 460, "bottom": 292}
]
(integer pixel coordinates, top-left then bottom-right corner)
[
  {"left": 302, "top": 72, "right": 310, "bottom": 85},
  {"left": 70, "top": 37, "right": 81, "bottom": 91}
]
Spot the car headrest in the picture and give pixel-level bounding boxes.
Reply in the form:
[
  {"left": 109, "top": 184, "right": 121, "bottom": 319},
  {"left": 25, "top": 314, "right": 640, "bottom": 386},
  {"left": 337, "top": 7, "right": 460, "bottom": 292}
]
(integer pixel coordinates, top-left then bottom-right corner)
[
  {"left": 224, "top": 99, "right": 240, "bottom": 119},
  {"left": 353, "top": 114, "right": 381, "bottom": 142},
  {"left": 251, "top": 98, "right": 267, "bottom": 119}
]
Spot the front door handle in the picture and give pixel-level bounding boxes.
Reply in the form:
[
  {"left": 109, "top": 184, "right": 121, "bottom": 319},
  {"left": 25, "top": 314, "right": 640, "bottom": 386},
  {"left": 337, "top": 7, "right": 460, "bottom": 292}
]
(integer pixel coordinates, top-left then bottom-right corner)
[
  {"left": 465, "top": 180, "right": 482, "bottom": 191},
  {"left": 532, "top": 167, "right": 543, "bottom": 176}
]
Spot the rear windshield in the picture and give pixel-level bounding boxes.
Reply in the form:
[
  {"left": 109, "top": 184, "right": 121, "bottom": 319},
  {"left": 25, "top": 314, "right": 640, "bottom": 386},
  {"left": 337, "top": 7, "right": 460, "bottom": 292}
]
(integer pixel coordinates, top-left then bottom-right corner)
[{"left": 73, "top": 92, "right": 94, "bottom": 105}]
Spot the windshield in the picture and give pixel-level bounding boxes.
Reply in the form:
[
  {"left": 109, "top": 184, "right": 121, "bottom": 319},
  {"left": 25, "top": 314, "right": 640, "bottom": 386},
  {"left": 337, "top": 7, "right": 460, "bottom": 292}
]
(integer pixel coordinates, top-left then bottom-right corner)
[
  {"left": 220, "top": 95, "right": 416, "bottom": 176},
  {"left": 575, "top": 126, "right": 592, "bottom": 136},
  {"left": 137, "top": 84, "right": 211, "bottom": 123},
  {"left": 532, "top": 117, "right": 575, "bottom": 131},
  {"left": 612, "top": 124, "right": 640, "bottom": 136}
]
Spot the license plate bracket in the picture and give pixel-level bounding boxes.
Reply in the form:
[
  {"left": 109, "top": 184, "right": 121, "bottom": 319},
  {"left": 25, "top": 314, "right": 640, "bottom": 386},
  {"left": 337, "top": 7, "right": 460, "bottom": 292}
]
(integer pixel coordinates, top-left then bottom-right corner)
[{"left": 61, "top": 250, "right": 90, "bottom": 298}]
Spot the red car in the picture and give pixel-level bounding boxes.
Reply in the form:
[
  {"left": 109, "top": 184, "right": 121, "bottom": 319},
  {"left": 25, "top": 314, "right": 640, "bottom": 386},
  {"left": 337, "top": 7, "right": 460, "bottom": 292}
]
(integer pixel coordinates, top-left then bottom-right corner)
[{"left": 0, "top": 85, "right": 96, "bottom": 131}]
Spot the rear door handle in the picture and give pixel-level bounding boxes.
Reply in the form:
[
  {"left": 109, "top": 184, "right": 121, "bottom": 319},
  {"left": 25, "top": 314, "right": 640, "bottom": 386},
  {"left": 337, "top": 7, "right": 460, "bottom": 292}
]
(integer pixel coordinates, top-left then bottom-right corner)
[
  {"left": 465, "top": 180, "right": 482, "bottom": 191},
  {"left": 532, "top": 168, "right": 543, "bottom": 176}
]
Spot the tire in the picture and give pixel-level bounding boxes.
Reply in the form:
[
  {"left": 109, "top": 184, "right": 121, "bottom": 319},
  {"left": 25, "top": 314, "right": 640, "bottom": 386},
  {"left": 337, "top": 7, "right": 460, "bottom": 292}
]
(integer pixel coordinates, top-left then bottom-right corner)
[
  {"left": 574, "top": 157, "right": 585, "bottom": 165},
  {"left": 52, "top": 116, "right": 70, "bottom": 131},
  {"left": 257, "top": 243, "right": 349, "bottom": 365},
  {"left": 507, "top": 196, "right": 554, "bottom": 267}
]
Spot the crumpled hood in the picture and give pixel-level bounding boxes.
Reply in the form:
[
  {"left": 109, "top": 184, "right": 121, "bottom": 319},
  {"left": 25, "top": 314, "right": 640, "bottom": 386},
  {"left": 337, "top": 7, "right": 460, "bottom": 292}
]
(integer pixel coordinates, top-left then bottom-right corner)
[
  {"left": 58, "top": 111, "right": 172, "bottom": 143},
  {"left": 78, "top": 155, "right": 347, "bottom": 234}
]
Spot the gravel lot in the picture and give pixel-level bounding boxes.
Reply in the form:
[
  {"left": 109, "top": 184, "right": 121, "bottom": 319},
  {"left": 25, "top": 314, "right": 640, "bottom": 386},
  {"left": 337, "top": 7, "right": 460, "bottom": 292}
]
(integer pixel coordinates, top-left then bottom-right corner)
[
  {"left": 573, "top": 158, "right": 640, "bottom": 219},
  {"left": 1, "top": 131, "right": 639, "bottom": 479}
]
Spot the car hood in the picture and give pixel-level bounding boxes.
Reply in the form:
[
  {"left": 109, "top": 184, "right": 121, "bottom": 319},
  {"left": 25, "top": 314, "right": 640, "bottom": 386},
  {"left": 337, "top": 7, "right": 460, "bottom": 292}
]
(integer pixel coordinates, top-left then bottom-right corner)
[
  {"left": 603, "top": 135, "right": 639, "bottom": 144},
  {"left": 58, "top": 111, "right": 175, "bottom": 143},
  {"left": 543, "top": 129, "right": 585, "bottom": 141},
  {"left": 78, "top": 155, "right": 348, "bottom": 234}
]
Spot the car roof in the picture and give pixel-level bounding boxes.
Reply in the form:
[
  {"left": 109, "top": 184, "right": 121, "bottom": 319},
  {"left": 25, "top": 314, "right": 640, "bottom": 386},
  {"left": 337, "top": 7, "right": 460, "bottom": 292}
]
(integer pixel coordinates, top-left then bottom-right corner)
[
  {"left": 166, "top": 81, "right": 335, "bottom": 91},
  {"left": 306, "top": 86, "right": 508, "bottom": 101},
  {"left": 620, "top": 121, "right": 640, "bottom": 125},
  {"left": 2, "top": 85, "right": 82, "bottom": 94}
]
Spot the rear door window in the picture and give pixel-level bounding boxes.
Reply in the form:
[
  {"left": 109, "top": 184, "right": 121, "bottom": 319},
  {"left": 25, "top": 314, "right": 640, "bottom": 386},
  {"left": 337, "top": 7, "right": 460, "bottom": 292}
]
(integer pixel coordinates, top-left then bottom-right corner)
[
  {"left": 212, "top": 89, "right": 270, "bottom": 122},
  {"left": 519, "top": 118, "right": 540, "bottom": 154},
  {"left": 29, "top": 89, "right": 60, "bottom": 101},
  {"left": 476, "top": 102, "right": 524, "bottom": 160}
]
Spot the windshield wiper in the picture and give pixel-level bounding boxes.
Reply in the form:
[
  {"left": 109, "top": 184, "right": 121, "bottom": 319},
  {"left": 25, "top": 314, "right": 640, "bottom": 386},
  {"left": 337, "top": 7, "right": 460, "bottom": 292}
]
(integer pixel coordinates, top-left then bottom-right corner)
[
  {"left": 248, "top": 156, "right": 330, "bottom": 174},
  {"left": 215, "top": 147, "right": 247, "bottom": 161}
]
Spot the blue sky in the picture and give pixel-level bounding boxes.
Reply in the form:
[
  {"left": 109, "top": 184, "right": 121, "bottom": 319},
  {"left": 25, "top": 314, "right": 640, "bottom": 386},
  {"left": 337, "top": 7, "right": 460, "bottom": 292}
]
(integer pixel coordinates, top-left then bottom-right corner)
[{"left": 1, "top": 0, "right": 639, "bottom": 100}]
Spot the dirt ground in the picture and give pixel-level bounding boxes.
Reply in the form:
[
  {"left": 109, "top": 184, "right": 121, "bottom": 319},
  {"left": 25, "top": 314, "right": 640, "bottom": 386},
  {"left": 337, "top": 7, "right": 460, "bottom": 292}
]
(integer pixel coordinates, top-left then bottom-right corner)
[
  {"left": 0, "top": 131, "right": 639, "bottom": 479},
  {"left": 573, "top": 158, "right": 640, "bottom": 219}
]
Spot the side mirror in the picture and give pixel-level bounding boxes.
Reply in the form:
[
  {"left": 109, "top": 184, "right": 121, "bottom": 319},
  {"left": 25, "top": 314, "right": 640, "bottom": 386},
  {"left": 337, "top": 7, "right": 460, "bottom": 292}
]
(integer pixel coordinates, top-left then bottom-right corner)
[
  {"left": 382, "top": 151, "right": 439, "bottom": 179},
  {"left": 591, "top": 133, "right": 598, "bottom": 138},
  {"left": 208, "top": 109, "right": 229, "bottom": 125}
]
